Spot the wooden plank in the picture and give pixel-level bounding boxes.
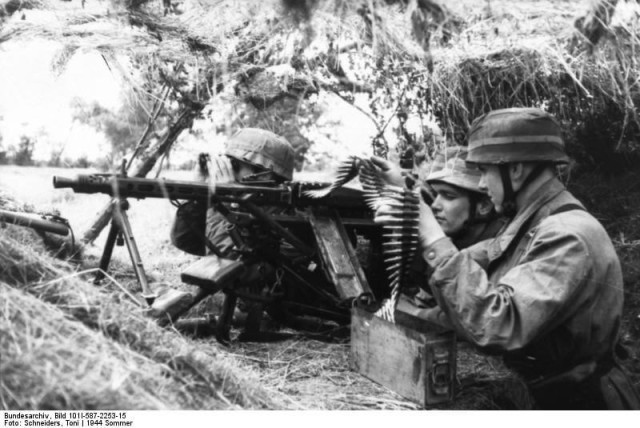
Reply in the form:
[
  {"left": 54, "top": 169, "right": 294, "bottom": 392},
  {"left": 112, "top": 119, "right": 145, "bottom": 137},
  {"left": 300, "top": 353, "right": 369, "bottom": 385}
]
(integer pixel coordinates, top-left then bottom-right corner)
[{"left": 350, "top": 307, "right": 456, "bottom": 406}]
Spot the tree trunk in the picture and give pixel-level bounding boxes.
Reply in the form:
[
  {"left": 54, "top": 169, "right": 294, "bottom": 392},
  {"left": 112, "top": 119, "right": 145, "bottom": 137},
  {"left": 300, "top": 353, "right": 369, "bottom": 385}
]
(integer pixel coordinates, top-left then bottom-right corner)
[{"left": 80, "top": 106, "right": 201, "bottom": 246}]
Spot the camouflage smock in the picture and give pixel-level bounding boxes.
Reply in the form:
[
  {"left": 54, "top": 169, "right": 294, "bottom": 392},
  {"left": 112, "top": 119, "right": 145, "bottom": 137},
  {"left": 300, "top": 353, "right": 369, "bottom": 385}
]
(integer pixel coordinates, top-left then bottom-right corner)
[{"left": 423, "top": 177, "right": 623, "bottom": 384}]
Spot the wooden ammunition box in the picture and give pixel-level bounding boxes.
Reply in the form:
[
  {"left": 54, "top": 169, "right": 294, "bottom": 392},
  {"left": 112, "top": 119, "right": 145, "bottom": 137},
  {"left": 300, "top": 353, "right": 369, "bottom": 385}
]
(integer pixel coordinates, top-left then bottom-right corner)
[{"left": 350, "top": 307, "right": 456, "bottom": 407}]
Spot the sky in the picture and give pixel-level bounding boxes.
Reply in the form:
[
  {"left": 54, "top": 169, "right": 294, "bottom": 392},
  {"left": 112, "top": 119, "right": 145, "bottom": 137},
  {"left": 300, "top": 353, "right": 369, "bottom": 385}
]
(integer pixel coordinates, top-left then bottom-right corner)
[{"left": 0, "top": 39, "right": 122, "bottom": 162}]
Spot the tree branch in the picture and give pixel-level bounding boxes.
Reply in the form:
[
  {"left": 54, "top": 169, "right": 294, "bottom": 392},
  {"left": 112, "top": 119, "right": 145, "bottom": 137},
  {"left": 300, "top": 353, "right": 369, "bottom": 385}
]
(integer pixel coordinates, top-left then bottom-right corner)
[
  {"left": 80, "top": 106, "right": 202, "bottom": 246},
  {"left": 125, "top": 85, "right": 171, "bottom": 171}
]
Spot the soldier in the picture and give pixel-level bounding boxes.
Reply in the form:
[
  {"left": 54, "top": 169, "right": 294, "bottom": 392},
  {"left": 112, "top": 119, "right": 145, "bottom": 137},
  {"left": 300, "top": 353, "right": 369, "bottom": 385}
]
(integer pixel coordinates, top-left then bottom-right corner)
[
  {"left": 168, "top": 128, "right": 295, "bottom": 257},
  {"left": 372, "top": 147, "right": 506, "bottom": 326},
  {"left": 157, "top": 128, "right": 296, "bottom": 329},
  {"left": 415, "top": 107, "right": 639, "bottom": 409},
  {"left": 371, "top": 146, "right": 504, "bottom": 248},
  {"left": 423, "top": 146, "right": 505, "bottom": 249},
  {"left": 202, "top": 128, "right": 295, "bottom": 257}
]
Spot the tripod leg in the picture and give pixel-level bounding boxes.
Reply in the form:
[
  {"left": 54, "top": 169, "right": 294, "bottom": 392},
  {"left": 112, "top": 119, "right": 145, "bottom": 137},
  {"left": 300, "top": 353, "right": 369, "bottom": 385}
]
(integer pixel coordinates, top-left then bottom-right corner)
[
  {"left": 113, "top": 202, "right": 156, "bottom": 305},
  {"left": 94, "top": 221, "right": 119, "bottom": 284},
  {"left": 216, "top": 292, "right": 237, "bottom": 345}
]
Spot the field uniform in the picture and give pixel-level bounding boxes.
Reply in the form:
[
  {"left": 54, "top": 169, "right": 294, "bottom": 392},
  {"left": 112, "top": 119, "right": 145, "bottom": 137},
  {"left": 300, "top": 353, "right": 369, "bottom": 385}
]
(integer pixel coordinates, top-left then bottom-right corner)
[
  {"left": 163, "top": 128, "right": 298, "bottom": 323},
  {"left": 420, "top": 108, "right": 639, "bottom": 409},
  {"left": 397, "top": 214, "right": 506, "bottom": 328}
]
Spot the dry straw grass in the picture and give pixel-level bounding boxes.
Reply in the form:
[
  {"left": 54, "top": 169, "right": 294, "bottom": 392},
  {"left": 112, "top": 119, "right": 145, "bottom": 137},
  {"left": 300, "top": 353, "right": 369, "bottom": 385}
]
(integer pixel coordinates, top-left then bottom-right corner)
[
  {"left": 424, "top": 1, "right": 640, "bottom": 145},
  {"left": 229, "top": 333, "right": 531, "bottom": 410},
  {"left": 0, "top": 228, "right": 296, "bottom": 410},
  {"left": 2, "top": 283, "right": 207, "bottom": 410}
]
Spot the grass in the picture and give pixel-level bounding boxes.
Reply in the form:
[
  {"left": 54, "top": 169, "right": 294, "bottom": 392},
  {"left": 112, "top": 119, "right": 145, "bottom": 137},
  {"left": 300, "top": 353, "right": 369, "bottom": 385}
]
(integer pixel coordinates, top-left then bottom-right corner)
[
  {"left": 1, "top": 283, "right": 209, "bottom": 410},
  {"left": 0, "top": 166, "right": 290, "bottom": 410},
  {"left": 0, "top": 229, "right": 291, "bottom": 410}
]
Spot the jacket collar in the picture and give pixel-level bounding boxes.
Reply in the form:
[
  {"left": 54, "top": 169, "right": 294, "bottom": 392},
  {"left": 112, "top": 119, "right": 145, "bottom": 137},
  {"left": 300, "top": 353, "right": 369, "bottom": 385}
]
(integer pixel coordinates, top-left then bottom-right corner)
[{"left": 487, "top": 177, "right": 569, "bottom": 262}]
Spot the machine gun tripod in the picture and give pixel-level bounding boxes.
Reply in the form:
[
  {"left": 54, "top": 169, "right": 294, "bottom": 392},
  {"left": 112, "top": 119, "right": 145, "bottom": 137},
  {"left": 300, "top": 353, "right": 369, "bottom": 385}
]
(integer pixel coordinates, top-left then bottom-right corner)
[{"left": 93, "top": 197, "right": 157, "bottom": 305}]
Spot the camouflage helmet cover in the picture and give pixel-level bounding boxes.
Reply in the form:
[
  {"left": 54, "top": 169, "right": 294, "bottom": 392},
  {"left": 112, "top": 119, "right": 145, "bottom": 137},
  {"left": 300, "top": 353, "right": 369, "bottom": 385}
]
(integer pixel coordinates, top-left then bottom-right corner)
[
  {"left": 466, "top": 108, "right": 569, "bottom": 165},
  {"left": 426, "top": 146, "right": 484, "bottom": 194},
  {"left": 224, "top": 128, "right": 295, "bottom": 181}
]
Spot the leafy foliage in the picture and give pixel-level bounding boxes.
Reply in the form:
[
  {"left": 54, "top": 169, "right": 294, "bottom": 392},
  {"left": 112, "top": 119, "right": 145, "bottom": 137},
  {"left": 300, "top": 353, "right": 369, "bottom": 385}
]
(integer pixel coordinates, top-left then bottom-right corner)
[
  {"left": 13, "top": 136, "right": 36, "bottom": 166},
  {"left": 70, "top": 97, "right": 170, "bottom": 170}
]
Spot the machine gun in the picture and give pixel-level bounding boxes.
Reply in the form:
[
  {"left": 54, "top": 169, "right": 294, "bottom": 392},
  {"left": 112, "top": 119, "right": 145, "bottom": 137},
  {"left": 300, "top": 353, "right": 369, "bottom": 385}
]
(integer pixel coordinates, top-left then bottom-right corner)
[
  {"left": 0, "top": 208, "right": 71, "bottom": 237},
  {"left": 53, "top": 173, "right": 385, "bottom": 341},
  {"left": 1, "top": 208, "right": 75, "bottom": 259}
]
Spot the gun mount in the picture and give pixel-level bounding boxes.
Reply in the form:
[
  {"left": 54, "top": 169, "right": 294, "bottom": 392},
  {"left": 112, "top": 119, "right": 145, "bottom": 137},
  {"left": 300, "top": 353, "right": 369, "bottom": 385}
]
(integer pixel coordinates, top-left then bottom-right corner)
[{"left": 53, "top": 173, "right": 385, "bottom": 340}]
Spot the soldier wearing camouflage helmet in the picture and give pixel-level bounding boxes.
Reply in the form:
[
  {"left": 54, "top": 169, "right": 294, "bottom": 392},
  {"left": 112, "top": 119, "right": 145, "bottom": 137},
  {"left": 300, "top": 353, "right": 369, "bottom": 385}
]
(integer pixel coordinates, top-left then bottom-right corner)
[
  {"left": 205, "top": 128, "right": 295, "bottom": 255},
  {"left": 223, "top": 128, "right": 295, "bottom": 183},
  {"left": 425, "top": 146, "right": 504, "bottom": 248},
  {"left": 391, "top": 146, "right": 507, "bottom": 329},
  {"left": 160, "top": 129, "right": 297, "bottom": 332},
  {"left": 415, "top": 107, "right": 639, "bottom": 409},
  {"left": 169, "top": 128, "right": 295, "bottom": 257},
  {"left": 169, "top": 129, "right": 295, "bottom": 252},
  {"left": 371, "top": 146, "right": 506, "bottom": 247}
]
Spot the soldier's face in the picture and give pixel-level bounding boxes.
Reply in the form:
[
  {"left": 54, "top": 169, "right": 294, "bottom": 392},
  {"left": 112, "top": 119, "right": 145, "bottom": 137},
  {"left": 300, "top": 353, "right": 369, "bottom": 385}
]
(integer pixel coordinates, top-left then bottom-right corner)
[
  {"left": 233, "top": 162, "right": 259, "bottom": 182},
  {"left": 430, "top": 183, "right": 472, "bottom": 236},
  {"left": 231, "top": 159, "right": 267, "bottom": 183},
  {"left": 478, "top": 164, "right": 504, "bottom": 213}
]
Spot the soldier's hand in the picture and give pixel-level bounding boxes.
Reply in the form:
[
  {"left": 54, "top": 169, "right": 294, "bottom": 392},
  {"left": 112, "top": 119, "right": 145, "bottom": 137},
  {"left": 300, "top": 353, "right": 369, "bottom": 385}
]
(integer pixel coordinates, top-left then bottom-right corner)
[
  {"left": 212, "top": 155, "right": 235, "bottom": 183},
  {"left": 418, "top": 196, "right": 445, "bottom": 247},
  {"left": 370, "top": 156, "right": 405, "bottom": 187},
  {"left": 373, "top": 201, "right": 395, "bottom": 225}
]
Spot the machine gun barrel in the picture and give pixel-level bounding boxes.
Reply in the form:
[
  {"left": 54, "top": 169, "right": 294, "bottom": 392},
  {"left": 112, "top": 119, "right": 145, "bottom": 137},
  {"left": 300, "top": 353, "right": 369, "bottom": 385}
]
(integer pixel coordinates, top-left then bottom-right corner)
[
  {"left": 53, "top": 174, "right": 211, "bottom": 201},
  {"left": 0, "top": 209, "right": 70, "bottom": 236},
  {"left": 52, "top": 174, "right": 370, "bottom": 211}
]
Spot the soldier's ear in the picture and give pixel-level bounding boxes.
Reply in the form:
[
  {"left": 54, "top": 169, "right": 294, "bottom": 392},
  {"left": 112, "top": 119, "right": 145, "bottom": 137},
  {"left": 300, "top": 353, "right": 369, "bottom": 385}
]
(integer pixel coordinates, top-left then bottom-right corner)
[
  {"left": 509, "top": 162, "right": 527, "bottom": 190},
  {"left": 476, "top": 197, "right": 494, "bottom": 218}
]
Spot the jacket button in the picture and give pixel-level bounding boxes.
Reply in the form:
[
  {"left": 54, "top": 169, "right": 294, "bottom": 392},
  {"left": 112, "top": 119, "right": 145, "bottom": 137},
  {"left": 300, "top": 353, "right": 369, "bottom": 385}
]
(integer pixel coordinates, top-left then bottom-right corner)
[{"left": 427, "top": 251, "right": 436, "bottom": 260}]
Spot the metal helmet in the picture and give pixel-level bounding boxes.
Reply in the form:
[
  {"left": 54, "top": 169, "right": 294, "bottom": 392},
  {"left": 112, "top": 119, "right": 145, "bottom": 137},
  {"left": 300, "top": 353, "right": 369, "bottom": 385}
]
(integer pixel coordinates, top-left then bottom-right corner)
[
  {"left": 466, "top": 108, "right": 569, "bottom": 165},
  {"left": 224, "top": 128, "right": 295, "bottom": 181},
  {"left": 426, "top": 146, "right": 484, "bottom": 194}
]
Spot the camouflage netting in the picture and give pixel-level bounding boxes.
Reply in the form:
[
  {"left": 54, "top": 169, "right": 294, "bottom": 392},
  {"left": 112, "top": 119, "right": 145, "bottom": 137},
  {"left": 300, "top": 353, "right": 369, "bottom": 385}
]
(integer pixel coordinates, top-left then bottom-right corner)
[{"left": 2, "top": 1, "right": 638, "bottom": 172}]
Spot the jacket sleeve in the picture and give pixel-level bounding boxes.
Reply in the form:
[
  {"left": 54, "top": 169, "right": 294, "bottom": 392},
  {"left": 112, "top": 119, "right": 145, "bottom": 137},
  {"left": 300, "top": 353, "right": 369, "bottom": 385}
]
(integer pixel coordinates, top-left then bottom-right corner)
[
  {"left": 424, "top": 220, "right": 591, "bottom": 351},
  {"left": 205, "top": 208, "right": 237, "bottom": 257}
]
